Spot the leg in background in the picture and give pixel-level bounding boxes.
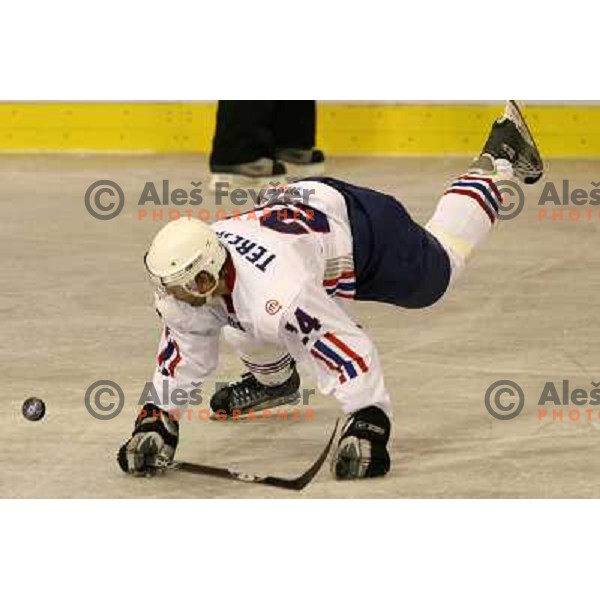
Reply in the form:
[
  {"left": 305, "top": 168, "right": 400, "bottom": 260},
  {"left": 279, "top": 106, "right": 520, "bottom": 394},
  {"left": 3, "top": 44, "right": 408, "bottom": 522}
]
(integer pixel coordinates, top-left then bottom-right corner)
[
  {"left": 273, "top": 100, "right": 316, "bottom": 151},
  {"left": 210, "top": 100, "right": 276, "bottom": 166},
  {"left": 208, "top": 101, "right": 288, "bottom": 189},
  {"left": 273, "top": 100, "right": 325, "bottom": 177}
]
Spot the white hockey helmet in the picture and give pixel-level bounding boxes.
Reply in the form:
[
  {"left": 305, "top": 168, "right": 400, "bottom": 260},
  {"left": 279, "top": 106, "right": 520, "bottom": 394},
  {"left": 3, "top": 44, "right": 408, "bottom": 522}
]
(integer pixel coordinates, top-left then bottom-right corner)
[{"left": 144, "top": 218, "right": 227, "bottom": 298}]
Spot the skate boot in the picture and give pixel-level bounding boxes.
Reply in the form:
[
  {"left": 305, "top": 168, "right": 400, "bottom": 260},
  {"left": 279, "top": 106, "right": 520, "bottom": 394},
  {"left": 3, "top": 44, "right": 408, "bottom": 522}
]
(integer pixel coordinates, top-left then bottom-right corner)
[
  {"left": 210, "top": 364, "right": 301, "bottom": 417},
  {"left": 332, "top": 406, "right": 391, "bottom": 480},
  {"left": 471, "top": 100, "right": 544, "bottom": 184},
  {"left": 209, "top": 157, "right": 288, "bottom": 192},
  {"left": 275, "top": 147, "right": 326, "bottom": 179}
]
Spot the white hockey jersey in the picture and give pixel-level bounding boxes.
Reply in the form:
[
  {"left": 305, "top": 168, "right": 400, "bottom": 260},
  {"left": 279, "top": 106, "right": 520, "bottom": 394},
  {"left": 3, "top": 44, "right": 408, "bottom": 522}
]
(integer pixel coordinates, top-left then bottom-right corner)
[{"left": 151, "top": 181, "right": 391, "bottom": 416}]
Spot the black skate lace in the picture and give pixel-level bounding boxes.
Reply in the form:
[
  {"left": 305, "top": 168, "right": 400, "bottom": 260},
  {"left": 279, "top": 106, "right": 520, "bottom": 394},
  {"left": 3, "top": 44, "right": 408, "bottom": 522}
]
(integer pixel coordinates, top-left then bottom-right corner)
[{"left": 230, "top": 374, "right": 262, "bottom": 410}]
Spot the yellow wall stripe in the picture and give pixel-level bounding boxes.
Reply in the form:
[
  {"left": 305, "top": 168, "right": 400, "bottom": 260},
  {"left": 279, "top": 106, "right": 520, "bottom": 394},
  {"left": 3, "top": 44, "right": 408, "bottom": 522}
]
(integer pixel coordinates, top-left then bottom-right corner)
[{"left": 0, "top": 102, "right": 599, "bottom": 157}]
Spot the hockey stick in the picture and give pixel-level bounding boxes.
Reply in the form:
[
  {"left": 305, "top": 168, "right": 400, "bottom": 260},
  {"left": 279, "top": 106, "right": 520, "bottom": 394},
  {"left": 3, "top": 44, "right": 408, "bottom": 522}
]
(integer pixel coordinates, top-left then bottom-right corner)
[{"left": 160, "top": 419, "right": 339, "bottom": 490}]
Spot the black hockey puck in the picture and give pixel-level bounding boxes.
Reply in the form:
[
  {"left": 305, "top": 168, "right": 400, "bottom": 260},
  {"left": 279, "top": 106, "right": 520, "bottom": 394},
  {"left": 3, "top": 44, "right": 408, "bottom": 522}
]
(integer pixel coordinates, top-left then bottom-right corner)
[{"left": 22, "top": 397, "right": 46, "bottom": 422}]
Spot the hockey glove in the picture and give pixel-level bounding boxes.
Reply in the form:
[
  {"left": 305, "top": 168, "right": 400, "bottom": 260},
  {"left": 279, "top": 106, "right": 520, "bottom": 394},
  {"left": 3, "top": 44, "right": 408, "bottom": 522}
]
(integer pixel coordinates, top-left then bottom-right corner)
[{"left": 117, "top": 403, "right": 179, "bottom": 476}]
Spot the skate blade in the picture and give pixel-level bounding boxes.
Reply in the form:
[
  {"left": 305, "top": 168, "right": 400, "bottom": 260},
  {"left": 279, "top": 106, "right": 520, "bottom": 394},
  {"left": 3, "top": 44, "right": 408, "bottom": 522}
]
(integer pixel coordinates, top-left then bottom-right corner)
[
  {"left": 209, "top": 396, "right": 302, "bottom": 421},
  {"left": 502, "top": 100, "right": 536, "bottom": 146},
  {"left": 208, "top": 173, "right": 292, "bottom": 193},
  {"left": 280, "top": 161, "right": 326, "bottom": 179},
  {"left": 503, "top": 100, "right": 546, "bottom": 183}
]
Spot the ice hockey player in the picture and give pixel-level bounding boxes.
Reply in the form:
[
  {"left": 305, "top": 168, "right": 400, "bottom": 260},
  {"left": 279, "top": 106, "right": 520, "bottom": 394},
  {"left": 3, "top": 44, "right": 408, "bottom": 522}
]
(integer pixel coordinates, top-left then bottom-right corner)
[{"left": 117, "top": 102, "right": 543, "bottom": 480}]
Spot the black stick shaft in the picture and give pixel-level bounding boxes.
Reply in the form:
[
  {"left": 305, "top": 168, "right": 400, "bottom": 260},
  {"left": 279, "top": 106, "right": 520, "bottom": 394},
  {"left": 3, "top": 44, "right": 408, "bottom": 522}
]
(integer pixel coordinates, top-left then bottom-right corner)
[{"left": 171, "top": 419, "right": 339, "bottom": 490}]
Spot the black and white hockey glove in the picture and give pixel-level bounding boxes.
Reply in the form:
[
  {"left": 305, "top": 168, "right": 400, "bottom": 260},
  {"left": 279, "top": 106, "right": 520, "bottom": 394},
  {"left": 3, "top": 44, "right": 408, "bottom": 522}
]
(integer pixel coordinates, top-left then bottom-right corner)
[
  {"left": 332, "top": 406, "right": 391, "bottom": 480},
  {"left": 117, "top": 403, "right": 179, "bottom": 476}
]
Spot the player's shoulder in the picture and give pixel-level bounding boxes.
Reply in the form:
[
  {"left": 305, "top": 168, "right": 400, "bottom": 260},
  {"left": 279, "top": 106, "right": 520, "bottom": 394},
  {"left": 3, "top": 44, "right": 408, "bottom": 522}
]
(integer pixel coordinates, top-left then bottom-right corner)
[{"left": 212, "top": 215, "right": 293, "bottom": 275}]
